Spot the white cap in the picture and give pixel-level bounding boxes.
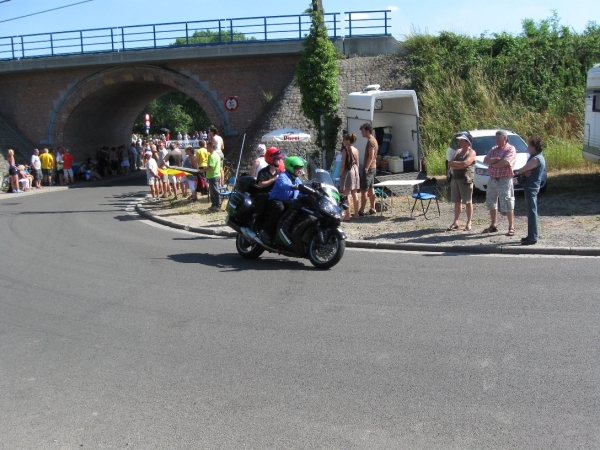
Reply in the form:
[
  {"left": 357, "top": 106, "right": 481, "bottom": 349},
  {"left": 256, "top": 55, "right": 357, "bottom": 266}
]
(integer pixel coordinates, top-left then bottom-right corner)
[{"left": 457, "top": 134, "right": 471, "bottom": 145}]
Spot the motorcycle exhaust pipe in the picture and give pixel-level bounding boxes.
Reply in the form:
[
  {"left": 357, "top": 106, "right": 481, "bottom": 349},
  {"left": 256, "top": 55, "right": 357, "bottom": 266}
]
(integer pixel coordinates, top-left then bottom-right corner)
[{"left": 240, "top": 226, "right": 258, "bottom": 242}]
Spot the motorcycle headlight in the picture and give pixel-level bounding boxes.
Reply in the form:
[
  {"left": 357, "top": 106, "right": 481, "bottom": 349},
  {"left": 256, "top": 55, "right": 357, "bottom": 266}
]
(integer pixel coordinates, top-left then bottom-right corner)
[
  {"left": 319, "top": 198, "right": 342, "bottom": 219},
  {"left": 475, "top": 168, "right": 488, "bottom": 176}
]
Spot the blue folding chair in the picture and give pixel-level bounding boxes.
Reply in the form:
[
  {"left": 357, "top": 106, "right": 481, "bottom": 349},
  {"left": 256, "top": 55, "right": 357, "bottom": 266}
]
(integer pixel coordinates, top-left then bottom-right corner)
[
  {"left": 218, "top": 176, "right": 236, "bottom": 203},
  {"left": 411, "top": 179, "right": 440, "bottom": 219}
]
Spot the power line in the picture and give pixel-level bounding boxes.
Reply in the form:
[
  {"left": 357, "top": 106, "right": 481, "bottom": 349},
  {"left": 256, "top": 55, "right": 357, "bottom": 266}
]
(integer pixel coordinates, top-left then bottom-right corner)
[{"left": 0, "top": 0, "right": 94, "bottom": 24}]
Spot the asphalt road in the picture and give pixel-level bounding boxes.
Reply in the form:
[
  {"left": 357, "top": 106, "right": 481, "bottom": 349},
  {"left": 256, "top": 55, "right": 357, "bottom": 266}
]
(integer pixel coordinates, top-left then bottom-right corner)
[{"left": 1, "top": 177, "right": 599, "bottom": 449}]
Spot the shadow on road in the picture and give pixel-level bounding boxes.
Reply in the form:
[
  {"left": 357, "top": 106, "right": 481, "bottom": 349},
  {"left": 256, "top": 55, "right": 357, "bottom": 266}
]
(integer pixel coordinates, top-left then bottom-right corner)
[{"left": 166, "top": 251, "right": 313, "bottom": 272}]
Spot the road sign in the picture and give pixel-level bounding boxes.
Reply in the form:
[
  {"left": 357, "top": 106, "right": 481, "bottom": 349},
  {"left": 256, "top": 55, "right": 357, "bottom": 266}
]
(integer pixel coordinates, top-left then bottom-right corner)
[{"left": 224, "top": 97, "right": 239, "bottom": 111}]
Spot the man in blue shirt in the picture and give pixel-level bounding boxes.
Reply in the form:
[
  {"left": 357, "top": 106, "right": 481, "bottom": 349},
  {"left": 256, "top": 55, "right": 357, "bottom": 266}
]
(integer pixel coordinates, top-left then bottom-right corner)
[{"left": 259, "top": 156, "right": 306, "bottom": 244}]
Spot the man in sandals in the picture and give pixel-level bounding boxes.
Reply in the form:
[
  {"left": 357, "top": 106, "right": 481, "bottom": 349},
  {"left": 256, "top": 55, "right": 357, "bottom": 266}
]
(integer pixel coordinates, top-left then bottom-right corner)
[
  {"left": 482, "top": 130, "right": 517, "bottom": 236},
  {"left": 358, "top": 123, "right": 378, "bottom": 216}
]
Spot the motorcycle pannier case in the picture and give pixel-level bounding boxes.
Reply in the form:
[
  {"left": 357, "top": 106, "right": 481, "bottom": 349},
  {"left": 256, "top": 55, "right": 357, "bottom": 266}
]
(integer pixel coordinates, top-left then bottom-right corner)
[{"left": 226, "top": 192, "right": 254, "bottom": 221}]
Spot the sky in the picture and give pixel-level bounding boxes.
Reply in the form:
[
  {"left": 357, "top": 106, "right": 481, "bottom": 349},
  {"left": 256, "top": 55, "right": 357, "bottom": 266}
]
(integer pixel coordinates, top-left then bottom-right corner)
[{"left": 0, "top": 0, "right": 598, "bottom": 41}]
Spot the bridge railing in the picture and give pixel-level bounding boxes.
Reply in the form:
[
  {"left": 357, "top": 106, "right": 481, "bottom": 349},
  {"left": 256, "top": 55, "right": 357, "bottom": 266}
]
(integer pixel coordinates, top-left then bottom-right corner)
[{"left": 0, "top": 10, "right": 390, "bottom": 61}]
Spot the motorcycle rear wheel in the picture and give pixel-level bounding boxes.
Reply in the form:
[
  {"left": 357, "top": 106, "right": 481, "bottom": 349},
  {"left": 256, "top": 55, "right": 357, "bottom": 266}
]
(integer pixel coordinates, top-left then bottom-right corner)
[
  {"left": 236, "top": 233, "right": 264, "bottom": 259},
  {"left": 308, "top": 232, "right": 345, "bottom": 269}
]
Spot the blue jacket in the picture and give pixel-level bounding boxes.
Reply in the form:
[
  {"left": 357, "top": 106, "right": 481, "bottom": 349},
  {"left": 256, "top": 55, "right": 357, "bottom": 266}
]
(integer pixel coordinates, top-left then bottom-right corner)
[{"left": 268, "top": 171, "right": 302, "bottom": 201}]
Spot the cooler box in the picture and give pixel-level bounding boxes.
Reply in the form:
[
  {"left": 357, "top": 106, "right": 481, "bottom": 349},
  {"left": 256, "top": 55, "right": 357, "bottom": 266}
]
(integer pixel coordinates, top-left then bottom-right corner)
[
  {"left": 388, "top": 157, "right": 403, "bottom": 173},
  {"left": 403, "top": 156, "right": 414, "bottom": 172}
]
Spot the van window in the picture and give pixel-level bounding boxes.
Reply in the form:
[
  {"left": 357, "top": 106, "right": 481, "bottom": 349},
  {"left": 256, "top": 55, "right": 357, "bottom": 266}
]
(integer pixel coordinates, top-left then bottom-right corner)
[{"left": 594, "top": 95, "right": 600, "bottom": 113}]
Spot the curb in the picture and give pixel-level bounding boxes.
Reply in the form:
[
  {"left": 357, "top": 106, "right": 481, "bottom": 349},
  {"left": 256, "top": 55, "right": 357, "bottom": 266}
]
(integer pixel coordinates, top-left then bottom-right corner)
[{"left": 135, "top": 204, "right": 600, "bottom": 257}]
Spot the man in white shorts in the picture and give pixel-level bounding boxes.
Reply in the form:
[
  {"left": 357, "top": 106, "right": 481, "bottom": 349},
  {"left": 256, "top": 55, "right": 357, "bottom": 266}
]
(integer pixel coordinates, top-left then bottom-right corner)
[{"left": 145, "top": 151, "right": 159, "bottom": 199}]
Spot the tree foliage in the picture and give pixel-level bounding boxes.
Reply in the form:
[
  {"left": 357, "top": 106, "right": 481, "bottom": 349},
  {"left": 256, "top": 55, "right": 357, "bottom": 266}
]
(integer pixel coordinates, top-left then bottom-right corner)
[
  {"left": 402, "top": 13, "right": 600, "bottom": 169},
  {"left": 133, "top": 92, "right": 210, "bottom": 135},
  {"left": 296, "top": 4, "right": 341, "bottom": 166},
  {"left": 173, "top": 29, "right": 254, "bottom": 46}
]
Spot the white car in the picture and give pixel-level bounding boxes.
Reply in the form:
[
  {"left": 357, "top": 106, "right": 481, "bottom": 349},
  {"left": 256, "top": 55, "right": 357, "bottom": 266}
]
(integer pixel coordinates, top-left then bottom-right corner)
[{"left": 446, "top": 129, "right": 547, "bottom": 192}]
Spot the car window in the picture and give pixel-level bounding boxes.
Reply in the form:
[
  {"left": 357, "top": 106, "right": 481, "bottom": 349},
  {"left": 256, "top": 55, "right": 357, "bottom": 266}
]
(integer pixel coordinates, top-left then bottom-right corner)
[{"left": 471, "top": 135, "right": 529, "bottom": 156}]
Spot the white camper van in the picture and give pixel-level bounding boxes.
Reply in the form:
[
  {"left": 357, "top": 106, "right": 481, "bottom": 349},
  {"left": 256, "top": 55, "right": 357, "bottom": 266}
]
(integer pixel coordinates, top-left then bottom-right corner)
[
  {"left": 345, "top": 86, "right": 422, "bottom": 173},
  {"left": 583, "top": 63, "right": 600, "bottom": 164}
]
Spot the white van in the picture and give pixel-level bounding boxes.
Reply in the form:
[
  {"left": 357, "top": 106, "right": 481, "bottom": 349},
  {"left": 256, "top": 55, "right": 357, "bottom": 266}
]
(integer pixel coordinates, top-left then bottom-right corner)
[
  {"left": 345, "top": 86, "right": 422, "bottom": 173},
  {"left": 583, "top": 63, "right": 600, "bottom": 163}
]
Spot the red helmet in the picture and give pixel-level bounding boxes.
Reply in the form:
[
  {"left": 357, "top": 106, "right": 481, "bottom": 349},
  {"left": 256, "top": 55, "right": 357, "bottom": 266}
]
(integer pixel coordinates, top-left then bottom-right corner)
[{"left": 265, "top": 147, "right": 284, "bottom": 165}]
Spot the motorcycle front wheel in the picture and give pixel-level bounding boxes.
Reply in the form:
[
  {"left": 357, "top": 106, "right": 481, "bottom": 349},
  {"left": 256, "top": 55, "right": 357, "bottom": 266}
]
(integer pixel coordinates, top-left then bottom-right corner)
[
  {"left": 307, "top": 232, "right": 345, "bottom": 269},
  {"left": 235, "top": 233, "right": 264, "bottom": 259}
]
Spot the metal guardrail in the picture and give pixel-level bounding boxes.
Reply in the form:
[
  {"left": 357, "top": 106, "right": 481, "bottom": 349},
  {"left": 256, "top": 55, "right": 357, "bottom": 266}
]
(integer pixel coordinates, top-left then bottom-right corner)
[{"left": 0, "top": 10, "right": 390, "bottom": 61}]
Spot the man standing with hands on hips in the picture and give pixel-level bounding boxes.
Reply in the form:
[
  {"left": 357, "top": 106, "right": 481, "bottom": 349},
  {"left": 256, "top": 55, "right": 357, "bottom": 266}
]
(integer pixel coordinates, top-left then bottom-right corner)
[{"left": 482, "top": 130, "right": 517, "bottom": 236}]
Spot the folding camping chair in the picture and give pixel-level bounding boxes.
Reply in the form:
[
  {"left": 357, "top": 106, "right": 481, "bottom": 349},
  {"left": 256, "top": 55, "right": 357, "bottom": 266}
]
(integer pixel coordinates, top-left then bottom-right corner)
[
  {"left": 378, "top": 133, "right": 392, "bottom": 156},
  {"left": 218, "top": 177, "right": 236, "bottom": 204},
  {"left": 411, "top": 178, "right": 440, "bottom": 219}
]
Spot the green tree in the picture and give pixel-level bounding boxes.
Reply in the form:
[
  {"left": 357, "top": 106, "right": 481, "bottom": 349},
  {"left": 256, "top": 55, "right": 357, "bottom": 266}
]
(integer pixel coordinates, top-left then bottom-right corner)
[
  {"left": 133, "top": 92, "right": 210, "bottom": 136},
  {"left": 296, "top": 1, "right": 341, "bottom": 167},
  {"left": 173, "top": 29, "right": 254, "bottom": 46}
]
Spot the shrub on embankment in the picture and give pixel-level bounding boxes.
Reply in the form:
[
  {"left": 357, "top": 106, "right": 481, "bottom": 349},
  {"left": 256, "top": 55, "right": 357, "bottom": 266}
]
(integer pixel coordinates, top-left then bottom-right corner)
[{"left": 403, "top": 13, "right": 600, "bottom": 175}]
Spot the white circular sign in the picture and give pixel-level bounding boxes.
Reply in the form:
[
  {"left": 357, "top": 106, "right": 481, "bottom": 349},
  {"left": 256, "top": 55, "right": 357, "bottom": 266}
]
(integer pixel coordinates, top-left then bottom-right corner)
[{"left": 224, "top": 97, "right": 239, "bottom": 111}]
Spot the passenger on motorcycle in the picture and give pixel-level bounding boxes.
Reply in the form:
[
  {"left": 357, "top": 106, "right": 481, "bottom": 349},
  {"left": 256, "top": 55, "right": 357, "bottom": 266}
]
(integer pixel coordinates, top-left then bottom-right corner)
[
  {"left": 253, "top": 147, "right": 285, "bottom": 220},
  {"left": 259, "top": 155, "right": 307, "bottom": 245},
  {"left": 256, "top": 147, "right": 284, "bottom": 192}
]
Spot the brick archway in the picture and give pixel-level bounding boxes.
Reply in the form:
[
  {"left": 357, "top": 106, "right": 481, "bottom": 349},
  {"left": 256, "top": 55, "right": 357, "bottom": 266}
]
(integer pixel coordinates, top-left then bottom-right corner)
[{"left": 47, "top": 65, "right": 231, "bottom": 158}]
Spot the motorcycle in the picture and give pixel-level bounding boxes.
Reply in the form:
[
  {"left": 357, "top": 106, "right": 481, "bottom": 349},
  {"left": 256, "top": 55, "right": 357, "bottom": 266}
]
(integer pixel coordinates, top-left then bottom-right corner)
[{"left": 225, "top": 172, "right": 347, "bottom": 269}]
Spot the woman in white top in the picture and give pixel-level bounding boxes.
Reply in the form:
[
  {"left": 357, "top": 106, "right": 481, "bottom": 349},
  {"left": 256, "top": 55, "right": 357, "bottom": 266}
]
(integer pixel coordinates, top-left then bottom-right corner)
[{"left": 251, "top": 144, "right": 268, "bottom": 178}]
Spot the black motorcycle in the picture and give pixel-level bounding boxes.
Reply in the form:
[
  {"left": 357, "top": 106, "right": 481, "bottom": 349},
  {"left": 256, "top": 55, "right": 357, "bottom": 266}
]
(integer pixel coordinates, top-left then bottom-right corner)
[{"left": 225, "top": 174, "right": 347, "bottom": 269}]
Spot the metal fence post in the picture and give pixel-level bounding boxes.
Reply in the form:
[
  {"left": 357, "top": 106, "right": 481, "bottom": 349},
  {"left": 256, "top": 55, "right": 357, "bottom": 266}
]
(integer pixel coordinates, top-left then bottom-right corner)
[
  {"left": 264, "top": 17, "right": 267, "bottom": 41},
  {"left": 111, "top": 28, "right": 114, "bottom": 51},
  {"left": 230, "top": 19, "right": 233, "bottom": 43},
  {"left": 298, "top": 16, "right": 302, "bottom": 39},
  {"left": 11, "top": 36, "right": 14, "bottom": 59},
  {"left": 153, "top": 25, "right": 156, "bottom": 48},
  {"left": 385, "top": 11, "right": 388, "bottom": 35},
  {"left": 185, "top": 23, "right": 189, "bottom": 45},
  {"left": 218, "top": 20, "right": 222, "bottom": 43},
  {"left": 348, "top": 12, "right": 352, "bottom": 37},
  {"left": 20, "top": 35, "right": 24, "bottom": 58},
  {"left": 80, "top": 30, "right": 83, "bottom": 53},
  {"left": 50, "top": 34, "right": 54, "bottom": 56},
  {"left": 333, "top": 13, "right": 337, "bottom": 38},
  {"left": 121, "top": 27, "right": 125, "bottom": 50}
]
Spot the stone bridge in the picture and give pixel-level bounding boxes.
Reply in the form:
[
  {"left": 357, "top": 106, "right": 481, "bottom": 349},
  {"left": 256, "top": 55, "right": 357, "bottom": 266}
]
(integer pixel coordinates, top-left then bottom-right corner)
[{"left": 0, "top": 36, "right": 399, "bottom": 164}]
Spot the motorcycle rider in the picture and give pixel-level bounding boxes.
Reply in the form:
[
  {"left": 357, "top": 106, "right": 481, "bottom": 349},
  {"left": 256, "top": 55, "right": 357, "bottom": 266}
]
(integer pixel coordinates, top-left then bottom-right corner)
[{"left": 259, "top": 155, "right": 307, "bottom": 245}]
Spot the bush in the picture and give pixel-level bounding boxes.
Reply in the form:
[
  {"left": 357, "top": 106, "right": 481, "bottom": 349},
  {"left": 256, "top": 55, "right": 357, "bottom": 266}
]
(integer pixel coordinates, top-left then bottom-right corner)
[{"left": 403, "top": 14, "right": 600, "bottom": 174}]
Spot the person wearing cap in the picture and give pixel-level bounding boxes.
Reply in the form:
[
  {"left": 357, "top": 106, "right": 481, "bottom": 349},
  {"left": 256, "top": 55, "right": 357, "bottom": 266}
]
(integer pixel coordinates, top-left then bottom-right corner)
[
  {"left": 447, "top": 133, "right": 476, "bottom": 231},
  {"left": 251, "top": 144, "right": 268, "bottom": 178},
  {"left": 145, "top": 150, "right": 159, "bottom": 200},
  {"left": 482, "top": 130, "right": 517, "bottom": 236}
]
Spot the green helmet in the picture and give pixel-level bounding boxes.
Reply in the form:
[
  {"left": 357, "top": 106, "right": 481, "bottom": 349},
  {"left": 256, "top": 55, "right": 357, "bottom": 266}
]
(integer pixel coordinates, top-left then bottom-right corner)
[{"left": 284, "top": 156, "right": 307, "bottom": 174}]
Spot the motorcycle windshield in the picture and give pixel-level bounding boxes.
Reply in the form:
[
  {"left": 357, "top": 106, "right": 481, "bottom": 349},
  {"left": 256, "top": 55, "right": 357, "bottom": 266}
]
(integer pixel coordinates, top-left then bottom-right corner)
[{"left": 315, "top": 169, "right": 334, "bottom": 186}]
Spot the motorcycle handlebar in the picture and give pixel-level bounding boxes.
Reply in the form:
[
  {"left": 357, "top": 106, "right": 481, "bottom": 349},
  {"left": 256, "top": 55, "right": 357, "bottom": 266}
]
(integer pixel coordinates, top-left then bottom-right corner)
[{"left": 298, "top": 184, "right": 316, "bottom": 195}]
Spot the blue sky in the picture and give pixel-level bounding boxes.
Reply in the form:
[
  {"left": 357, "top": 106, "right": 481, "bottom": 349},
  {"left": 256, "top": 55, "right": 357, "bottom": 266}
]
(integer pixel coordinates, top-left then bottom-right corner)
[{"left": 0, "top": 0, "right": 598, "bottom": 39}]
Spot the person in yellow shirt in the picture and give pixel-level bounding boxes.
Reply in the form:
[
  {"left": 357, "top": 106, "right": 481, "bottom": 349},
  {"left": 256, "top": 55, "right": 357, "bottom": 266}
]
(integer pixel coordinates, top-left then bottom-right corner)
[
  {"left": 195, "top": 140, "right": 209, "bottom": 168},
  {"left": 39, "top": 148, "right": 54, "bottom": 186},
  {"left": 195, "top": 139, "right": 210, "bottom": 197}
]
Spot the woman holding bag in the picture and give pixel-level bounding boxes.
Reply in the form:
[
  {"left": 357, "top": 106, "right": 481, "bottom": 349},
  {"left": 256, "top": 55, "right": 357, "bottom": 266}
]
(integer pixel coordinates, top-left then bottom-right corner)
[{"left": 447, "top": 134, "right": 476, "bottom": 231}]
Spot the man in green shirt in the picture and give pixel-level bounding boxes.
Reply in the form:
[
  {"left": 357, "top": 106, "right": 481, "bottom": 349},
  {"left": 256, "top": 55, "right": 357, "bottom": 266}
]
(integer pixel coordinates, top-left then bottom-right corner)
[{"left": 199, "top": 143, "right": 222, "bottom": 210}]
